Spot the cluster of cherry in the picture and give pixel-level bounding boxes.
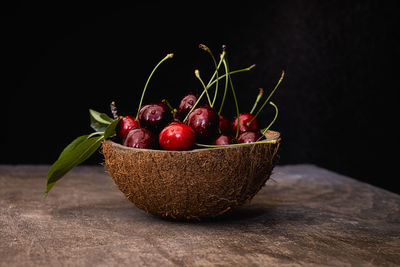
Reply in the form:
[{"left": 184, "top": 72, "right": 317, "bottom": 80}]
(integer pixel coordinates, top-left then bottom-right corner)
[{"left": 115, "top": 45, "right": 284, "bottom": 151}]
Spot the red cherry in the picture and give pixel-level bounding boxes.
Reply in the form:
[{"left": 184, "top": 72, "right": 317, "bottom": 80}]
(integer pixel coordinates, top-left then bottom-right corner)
[
  {"left": 237, "top": 131, "right": 263, "bottom": 144},
  {"left": 138, "top": 103, "right": 172, "bottom": 133},
  {"left": 232, "top": 113, "right": 259, "bottom": 134},
  {"left": 123, "top": 127, "right": 156, "bottom": 149},
  {"left": 159, "top": 123, "right": 196, "bottom": 151},
  {"left": 178, "top": 93, "right": 197, "bottom": 120},
  {"left": 213, "top": 134, "right": 233, "bottom": 145},
  {"left": 218, "top": 115, "right": 232, "bottom": 135},
  {"left": 117, "top": 116, "right": 140, "bottom": 142},
  {"left": 186, "top": 105, "right": 219, "bottom": 142}
]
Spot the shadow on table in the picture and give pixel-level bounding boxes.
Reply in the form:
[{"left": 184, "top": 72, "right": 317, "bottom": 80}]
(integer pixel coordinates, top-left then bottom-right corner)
[
  {"left": 52, "top": 199, "right": 282, "bottom": 225},
  {"left": 154, "top": 202, "right": 281, "bottom": 225}
]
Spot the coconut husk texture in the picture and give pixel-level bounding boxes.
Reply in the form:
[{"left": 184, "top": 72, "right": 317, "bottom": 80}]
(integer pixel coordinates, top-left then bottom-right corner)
[{"left": 102, "top": 130, "right": 281, "bottom": 220}]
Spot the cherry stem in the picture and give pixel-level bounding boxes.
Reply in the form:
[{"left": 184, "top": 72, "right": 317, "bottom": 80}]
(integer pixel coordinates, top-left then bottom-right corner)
[
  {"left": 247, "top": 70, "right": 284, "bottom": 126},
  {"left": 207, "top": 51, "right": 226, "bottom": 87},
  {"left": 222, "top": 53, "right": 240, "bottom": 138},
  {"left": 110, "top": 101, "right": 119, "bottom": 120},
  {"left": 135, "top": 53, "right": 174, "bottom": 120},
  {"left": 194, "top": 70, "right": 212, "bottom": 106},
  {"left": 182, "top": 65, "right": 254, "bottom": 123},
  {"left": 162, "top": 99, "right": 174, "bottom": 112},
  {"left": 162, "top": 99, "right": 178, "bottom": 121},
  {"left": 249, "top": 88, "right": 264, "bottom": 115},
  {"left": 172, "top": 108, "right": 179, "bottom": 121},
  {"left": 218, "top": 53, "right": 229, "bottom": 116},
  {"left": 258, "top": 101, "right": 278, "bottom": 142},
  {"left": 195, "top": 139, "right": 278, "bottom": 148},
  {"left": 208, "top": 64, "right": 255, "bottom": 89},
  {"left": 199, "top": 44, "right": 220, "bottom": 108}
]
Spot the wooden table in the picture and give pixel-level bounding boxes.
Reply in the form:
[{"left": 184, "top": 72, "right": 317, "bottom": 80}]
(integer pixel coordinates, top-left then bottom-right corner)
[{"left": 1, "top": 165, "right": 399, "bottom": 266}]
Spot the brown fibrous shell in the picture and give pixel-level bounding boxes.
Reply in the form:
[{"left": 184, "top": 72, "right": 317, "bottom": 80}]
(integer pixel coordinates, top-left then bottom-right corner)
[{"left": 102, "top": 130, "right": 281, "bottom": 220}]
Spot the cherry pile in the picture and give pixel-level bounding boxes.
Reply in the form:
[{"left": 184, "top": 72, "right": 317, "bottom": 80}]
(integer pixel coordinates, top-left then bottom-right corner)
[
  {"left": 115, "top": 45, "right": 284, "bottom": 151},
  {"left": 44, "top": 44, "right": 285, "bottom": 197}
]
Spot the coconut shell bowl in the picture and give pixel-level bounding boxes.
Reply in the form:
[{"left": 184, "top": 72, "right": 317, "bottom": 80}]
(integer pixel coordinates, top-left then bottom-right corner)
[{"left": 102, "top": 130, "right": 281, "bottom": 220}]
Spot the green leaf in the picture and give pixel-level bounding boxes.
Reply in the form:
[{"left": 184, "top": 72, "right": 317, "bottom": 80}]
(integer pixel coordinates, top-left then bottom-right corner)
[
  {"left": 45, "top": 135, "right": 104, "bottom": 196},
  {"left": 104, "top": 118, "right": 121, "bottom": 139},
  {"left": 57, "top": 135, "right": 89, "bottom": 160},
  {"left": 45, "top": 111, "right": 120, "bottom": 197},
  {"left": 89, "top": 109, "right": 113, "bottom": 132}
]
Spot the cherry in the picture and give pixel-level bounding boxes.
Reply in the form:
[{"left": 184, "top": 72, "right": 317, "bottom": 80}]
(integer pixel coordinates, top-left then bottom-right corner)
[
  {"left": 186, "top": 105, "right": 219, "bottom": 142},
  {"left": 123, "top": 127, "right": 156, "bottom": 149},
  {"left": 138, "top": 103, "right": 172, "bottom": 133},
  {"left": 213, "top": 134, "right": 233, "bottom": 145},
  {"left": 237, "top": 130, "right": 263, "bottom": 144},
  {"left": 159, "top": 123, "right": 196, "bottom": 151},
  {"left": 232, "top": 113, "right": 259, "bottom": 134},
  {"left": 218, "top": 115, "right": 232, "bottom": 135},
  {"left": 117, "top": 116, "right": 140, "bottom": 142},
  {"left": 178, "top": 93, "right": 197, "bottom": 120}
]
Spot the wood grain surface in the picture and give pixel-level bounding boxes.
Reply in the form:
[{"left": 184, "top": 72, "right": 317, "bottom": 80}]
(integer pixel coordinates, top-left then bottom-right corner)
[{"left": 0, "top": 165, "right": 399, "bottom": 266}]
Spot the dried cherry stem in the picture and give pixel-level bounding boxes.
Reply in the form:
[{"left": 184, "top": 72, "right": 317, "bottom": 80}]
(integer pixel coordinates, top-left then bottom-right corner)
[
  {"left": 247, "top": 70, "right": 284, "bottom": 126},
  {"left": 194, "top": 70, "right": 212, "bottom": 106},
  {"left": 199, "top": 44, "right": 220, "bottom": 108},
  {"left": 135, "top": 53, "right": 174, "bottom": 120},
  {"left": 249, "top": 88, "right": 264, "bottom": 114},
  {"left": 110, "top": 101, "right": 119, "bottom": 120},
  {"left": 222, "top": 50, "right": 240, "bottom": 138},
  {"left": 258, "top": 101, "right": 278, "bottom": 142},
  {"left": 182, "top": 65, "right": 254, "bottom": 123}
]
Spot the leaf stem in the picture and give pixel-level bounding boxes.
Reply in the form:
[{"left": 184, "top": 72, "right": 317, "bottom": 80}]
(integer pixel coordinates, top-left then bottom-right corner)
[
  {"left": 87, "top": 131, "right": 105, "bottom": 138},
  {"left": 135, "top": 53, "right": 174, "bottom": 120}
]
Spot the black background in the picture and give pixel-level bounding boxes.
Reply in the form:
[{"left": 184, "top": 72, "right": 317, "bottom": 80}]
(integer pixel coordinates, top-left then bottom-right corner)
[{"left": 2, "top": 2, "right": 399, "bottom": 193}]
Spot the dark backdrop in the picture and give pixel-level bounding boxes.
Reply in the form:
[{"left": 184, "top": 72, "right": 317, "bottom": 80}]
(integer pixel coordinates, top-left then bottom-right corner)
[{"left": 2, "top": 2, "right": 398, "bottom": 193}]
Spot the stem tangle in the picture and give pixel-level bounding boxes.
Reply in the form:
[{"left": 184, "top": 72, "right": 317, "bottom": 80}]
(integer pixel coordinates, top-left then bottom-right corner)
[
  {"left": 182, "top": 65, "right": 255, "bottom": 123},
  {"left": 195, "top": 69, "right": 212, "bottom": 106},
  {"left": 199, "top": 44, "right": 220, "bottom": 108}
]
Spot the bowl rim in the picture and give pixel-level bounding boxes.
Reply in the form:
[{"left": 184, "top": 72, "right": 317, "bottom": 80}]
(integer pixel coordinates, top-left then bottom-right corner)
[{"left": 104, "top": 130, "right": 280, "bottom": 153}]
